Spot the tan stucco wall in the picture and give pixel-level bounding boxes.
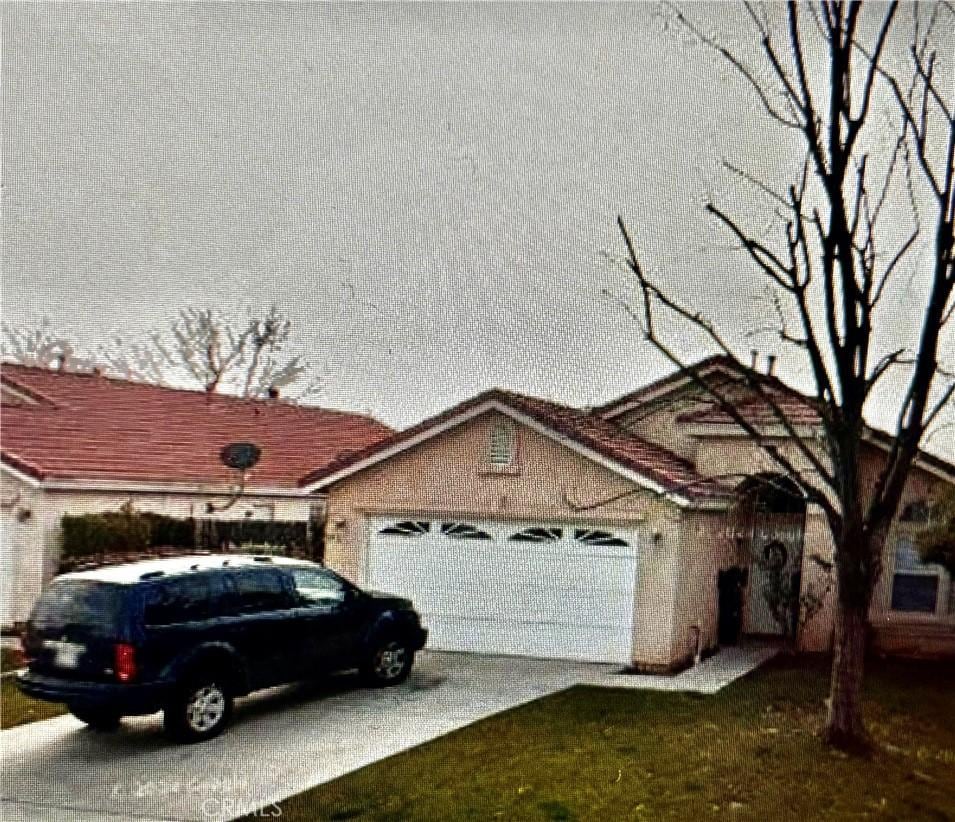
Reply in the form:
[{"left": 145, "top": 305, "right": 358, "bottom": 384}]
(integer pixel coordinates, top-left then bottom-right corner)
[
  {"left": 669, "top": 509, "right": 742, "bottom": 666},
  {"left": 0, "top": 469, "right": 315, "bottom": 626},
  {"left": 323, "top": 410, "right": 693, "bottom": 668},
  {"left": 611, "top": 377, "right": 751, "bottom": 462}
]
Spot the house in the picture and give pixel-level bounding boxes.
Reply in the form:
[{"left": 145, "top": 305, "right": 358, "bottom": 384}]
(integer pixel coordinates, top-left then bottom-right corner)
[
  {"left": 301, "top": 356, "right": 955, "bottom": 670},
  {"left": 0, "top": 364, "right": 392, "bottom": 628}
]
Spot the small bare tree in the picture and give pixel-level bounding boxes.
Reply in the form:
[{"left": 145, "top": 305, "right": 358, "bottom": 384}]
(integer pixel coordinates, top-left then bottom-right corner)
[
  {"left": 613, "top": 1, "right": 953, "bottom": 749},
  {"left": 5, "top": 306, "right": 323, "bottom": 401},
  {"left": 102, "top": 305, "right": 322, "bottom": 400},
  {"left": 2, "top": 318, "right": 86, "bottom": 370}
]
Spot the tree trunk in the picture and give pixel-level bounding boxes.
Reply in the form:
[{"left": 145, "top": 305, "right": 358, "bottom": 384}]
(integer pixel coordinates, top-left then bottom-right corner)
[{"left": 823, "top": 600, "right": 869, "bottom": 751}]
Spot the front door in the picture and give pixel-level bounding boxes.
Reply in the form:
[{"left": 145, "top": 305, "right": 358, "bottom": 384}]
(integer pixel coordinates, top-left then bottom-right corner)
[{"left": 744, "top": 512, "right": 805, "bottom": 636}]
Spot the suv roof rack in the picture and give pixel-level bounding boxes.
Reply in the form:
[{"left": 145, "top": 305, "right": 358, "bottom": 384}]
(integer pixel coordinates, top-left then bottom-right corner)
[{"left": 139, "top": 570, "right": 166, "bottom": 580}]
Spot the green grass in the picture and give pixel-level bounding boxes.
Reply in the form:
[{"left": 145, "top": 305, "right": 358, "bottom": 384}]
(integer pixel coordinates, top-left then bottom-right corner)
[
  {"left": 252, "top": 656, "right": 955, "bottom": 822},
  {"left": 1, "top": 647, "right": 67, "bottom": 729}
]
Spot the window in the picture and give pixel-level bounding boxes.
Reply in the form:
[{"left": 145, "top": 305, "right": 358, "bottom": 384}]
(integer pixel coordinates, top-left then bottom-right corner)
[
  {"left": 899, "top": 500, "right": 932, "bottom": 523},
  {"left": 144, "top": 576, "right": 212, "bottom": 626},
  {"left": 289, "top": 568, "right": 348, "bottom": 606},
  {"left": 32, "top": 580, "right": 125, "bottom": 637},
  {"left": 488, "top": 422, "right": 516, "bottom": 467},
  {"left": 378, "top": 520, "right": 430, "bottom": 536},
  {"left": 228, "top": 569, "right": 293, "bottom": 614},
  {"left": 440, "top": 522, "right": 492, "bottom": 540},
  {"left": 890, "top": 537, "right": 942, "bottom": 614},
  {"left": 509, "top": 526, "right": 562, "bottom": 542},
  {"left": 574, "top": 528, "right": 630, "bottom": 547}
]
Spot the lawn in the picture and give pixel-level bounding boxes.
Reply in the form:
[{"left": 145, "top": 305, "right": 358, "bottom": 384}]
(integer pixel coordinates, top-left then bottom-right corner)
[
  {"left": 1, "top": 646, "right": 66, "bottom": 729},
  {"left": 253, "top": 655, "right": 955, "bottom": 822}
]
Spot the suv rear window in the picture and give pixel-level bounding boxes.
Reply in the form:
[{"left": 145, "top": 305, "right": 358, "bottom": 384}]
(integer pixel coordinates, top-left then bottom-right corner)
[{"left": 31, "top": 580, "right": 125, "bottom": 638}]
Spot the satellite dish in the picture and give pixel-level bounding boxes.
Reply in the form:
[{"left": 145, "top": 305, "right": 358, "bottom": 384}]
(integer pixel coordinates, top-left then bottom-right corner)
[{"left": 220, "top": 442, "right": 261, "bottom": 471}]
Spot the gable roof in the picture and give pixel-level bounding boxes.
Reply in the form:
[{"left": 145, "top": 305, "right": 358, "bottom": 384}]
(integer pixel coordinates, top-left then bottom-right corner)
[
  {"left": 592, "top": 354, "right": 955, "bottom": 486},
  {"left": 300, "top": 388, "right": 731, "bottom": 507},
  {"left": 1, "top": 364, "right": 393, "bottom": 490},
  {"left": 676, "top": 386, "right": 955, "bottom": 484},
  {"left": 594, "top": 355, "right": 744, "bottom": 419}
]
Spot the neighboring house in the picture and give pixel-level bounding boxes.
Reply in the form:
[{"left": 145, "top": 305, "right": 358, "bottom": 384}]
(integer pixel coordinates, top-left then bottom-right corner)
[
  {"left": 301, "top": 356, "right": 955, "bottom": 671},
  {"left": 0, "top": 364, "right": 392, "bottom": 628}
]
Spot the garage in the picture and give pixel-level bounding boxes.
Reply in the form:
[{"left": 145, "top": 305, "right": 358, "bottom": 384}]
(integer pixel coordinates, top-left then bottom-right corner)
[{"left": 366, "top": 517, "right": 641, "bottom": 664}]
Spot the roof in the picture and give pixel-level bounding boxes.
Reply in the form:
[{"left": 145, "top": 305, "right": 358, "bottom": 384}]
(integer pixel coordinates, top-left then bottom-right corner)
[
  {"left": 678, "top": 392, "right": 822, "bottom": 427},
  {"left": 1, "top": 364, "right": 393, "bottom": 489},
  {"left": 677, "top": 387, "right": 955, "bottom": 483},
  {"left": 58, "top": 553, "right": 318, "bottom": 585},
  {"left": 593, "top": 355, "right": 743, "bottom": 418},
  {"left": 300, "top": 388, "right": 731, "bottom": 505}
]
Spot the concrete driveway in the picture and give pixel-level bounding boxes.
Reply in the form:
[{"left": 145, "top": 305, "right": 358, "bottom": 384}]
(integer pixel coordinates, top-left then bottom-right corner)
[{"left": 1, "top": 652, "right": 611, "bottom": 822}]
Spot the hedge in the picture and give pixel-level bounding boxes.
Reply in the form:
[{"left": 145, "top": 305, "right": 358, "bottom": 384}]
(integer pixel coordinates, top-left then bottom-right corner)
[
  {"left": 60, "top": 509, "right": 195, "bottom": 559},
  {"left": 59, "top": 509, "right": 320, "bottom": 561}
]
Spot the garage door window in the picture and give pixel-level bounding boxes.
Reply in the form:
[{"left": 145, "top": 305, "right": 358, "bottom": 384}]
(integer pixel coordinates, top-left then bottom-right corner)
[
  {"left": 440, "top": 522, "right": 492, "bottom": 540},
  {"left": 509, "top": 526, "right": 562, "bottom": 542},
  {"left": 574, "top": 528, "right": 630, "bottom": 547},
  {"left": 379, "top": 521, "right": 430, "bottom": 536}
]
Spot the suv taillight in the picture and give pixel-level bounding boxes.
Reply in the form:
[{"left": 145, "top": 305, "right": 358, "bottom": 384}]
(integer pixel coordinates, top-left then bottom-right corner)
[{"left": 114, "top": 643, "right": 137, "bottom": 682}]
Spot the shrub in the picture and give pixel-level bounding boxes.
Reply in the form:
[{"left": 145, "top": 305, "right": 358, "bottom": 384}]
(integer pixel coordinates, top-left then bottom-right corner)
[{"left": 60, "top": 507, "right": 195, "bottom": 559}]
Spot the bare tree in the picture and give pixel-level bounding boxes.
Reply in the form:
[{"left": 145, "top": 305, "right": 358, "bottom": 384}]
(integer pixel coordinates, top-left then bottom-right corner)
[
  {"left": 5, "top": 306, "right": 323, "bottom": 401},
  {"left": 613, "top": 2, "right": 953, "bottom": 749},
  {"left": 101, "top": 305, "right": 322, "bottom": 400},
  {"left": 2, "top": 318, "right": 87, "bottom": 370}
]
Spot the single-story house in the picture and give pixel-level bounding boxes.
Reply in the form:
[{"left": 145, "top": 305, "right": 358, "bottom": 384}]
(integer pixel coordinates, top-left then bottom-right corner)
[
  {"left": 0, "top": 363, "right": 392, "bottom": 627},
  {"left": 301, "top": 356, "right": 955, "bottom": 671}
]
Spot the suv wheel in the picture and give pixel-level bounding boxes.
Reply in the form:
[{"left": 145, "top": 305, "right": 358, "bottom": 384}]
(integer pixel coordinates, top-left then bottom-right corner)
[
  {"left": 362, "top": 637, "right": 413, "bottom": 687},
  {"left": 68, "top": 705, "right": 121, "bottom": 731},
  {"left": 164, "top": 675, "right": 234, "bottom": 743}
]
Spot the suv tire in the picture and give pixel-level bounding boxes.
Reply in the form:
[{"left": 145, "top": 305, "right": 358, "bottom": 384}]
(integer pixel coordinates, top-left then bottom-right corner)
[
  {"left": 164, "top": 673, "right": 234, "bottom": 743},
  {"left": 361, "top": 636, "right": 414, "bottom": 687},
  {"left": 68, "top": 705, "right": 121, "bottom": 731}
]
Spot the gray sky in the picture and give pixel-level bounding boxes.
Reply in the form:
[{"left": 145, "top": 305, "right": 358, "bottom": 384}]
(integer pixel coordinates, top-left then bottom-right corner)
[{"left": 3, "top": 2, "right": 953, "bottom": 460}]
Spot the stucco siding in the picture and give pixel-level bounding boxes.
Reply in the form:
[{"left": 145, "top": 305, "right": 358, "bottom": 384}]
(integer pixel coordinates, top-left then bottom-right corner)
[{"left": 668, "top": 510, "right": 741, "bottom": 667}]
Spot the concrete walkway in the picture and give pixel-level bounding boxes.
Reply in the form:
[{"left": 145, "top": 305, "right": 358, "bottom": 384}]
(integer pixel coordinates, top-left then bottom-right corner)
[
  {"left": 0, "top": 646, "right": 776, "bottom": 822},
  {"left": 584, "top": 643, "right": 780, "bottom": 694}
]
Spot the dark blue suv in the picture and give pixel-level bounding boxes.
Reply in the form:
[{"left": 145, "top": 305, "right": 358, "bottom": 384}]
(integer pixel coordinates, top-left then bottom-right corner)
[{"left": 17, "top": 555, "right": 428, "bottom": 742}]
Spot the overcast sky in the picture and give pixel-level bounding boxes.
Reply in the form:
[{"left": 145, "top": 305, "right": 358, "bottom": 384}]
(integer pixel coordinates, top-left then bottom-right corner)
[{"left": 3, "top": 2, "right": 953, "bottom": 459}]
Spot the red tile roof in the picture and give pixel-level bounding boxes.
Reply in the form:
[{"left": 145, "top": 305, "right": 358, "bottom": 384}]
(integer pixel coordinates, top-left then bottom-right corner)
[
  {"left": 593, "top": 355, "right": 741, "bottom": 417},
  {"left": 300, "top": 388, "right": 731, "bottom": 502},
  {"left": 1, "top": 365, "right": 393, "bottom": 489},
  {"left": 678, "top": 391, "right": 822, "bottom": 426}
]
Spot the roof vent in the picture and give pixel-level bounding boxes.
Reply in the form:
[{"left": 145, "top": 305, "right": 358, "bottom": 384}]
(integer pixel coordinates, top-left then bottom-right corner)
[
  {"left": 139, "top": 570, "right": 166, "bottom": 580},
  {"left": 252, "top": 555, "right": 273, "bottom": 563}
]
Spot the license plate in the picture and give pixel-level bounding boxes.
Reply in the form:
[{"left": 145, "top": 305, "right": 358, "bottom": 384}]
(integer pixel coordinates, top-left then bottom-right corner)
[{"left": 47, "top": 641, "right": 84, "bottom": 668}]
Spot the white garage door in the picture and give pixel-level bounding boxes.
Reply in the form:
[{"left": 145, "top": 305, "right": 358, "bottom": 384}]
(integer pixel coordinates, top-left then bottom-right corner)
[{"left": 366, "top": 517, "right": 640, "bottom": 664}]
